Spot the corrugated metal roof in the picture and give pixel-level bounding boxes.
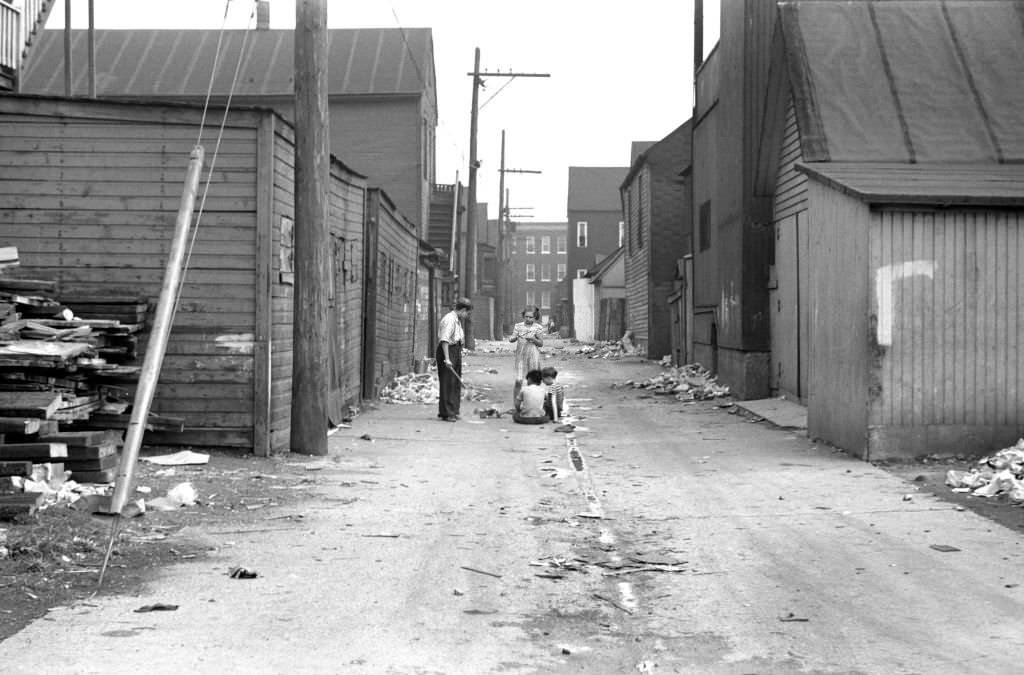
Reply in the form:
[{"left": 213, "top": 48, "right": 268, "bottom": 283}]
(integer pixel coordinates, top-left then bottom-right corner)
[
  {"left": 567, "top": 167, "right": 629, "bottom": 212},
  {"left": 21, "top": 28, "right": 435, "bottom": 105},
  {"left": 796, "top": 162, "right": 1024, "bottom": 205},
  {"left": 781, "top": 0, "right": 1024, "bottom": 162}
]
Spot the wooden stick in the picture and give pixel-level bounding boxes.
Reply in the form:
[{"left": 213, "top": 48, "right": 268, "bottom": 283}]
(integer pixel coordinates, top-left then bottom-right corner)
[{"left": 460, "top": 565, "right": 502, "bottom": 579}]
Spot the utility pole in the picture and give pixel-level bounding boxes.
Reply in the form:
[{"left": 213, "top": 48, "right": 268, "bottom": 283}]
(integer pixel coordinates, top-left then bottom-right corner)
[
  {"left": 466, "top": 50, "right": 549, "bottom": 345},
  {"left": 290, "top": 0, "right": 330, "bottom": 456},
  {"left": 495, "top": 130, "right": 541, "bottom": 336}
]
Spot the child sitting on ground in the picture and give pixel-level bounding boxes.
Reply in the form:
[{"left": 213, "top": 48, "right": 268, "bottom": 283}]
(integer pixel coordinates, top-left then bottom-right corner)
[
  {"left": 513, "top": 369, "right": 548, "bottom": 424},
  {"left": 541, "top": 366, "right": 565, "bottom": 422}
]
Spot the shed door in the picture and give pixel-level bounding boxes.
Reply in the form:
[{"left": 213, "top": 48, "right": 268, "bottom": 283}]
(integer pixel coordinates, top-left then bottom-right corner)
[{"left": 770, "top": 212, "right": 808, "bottom": 400}]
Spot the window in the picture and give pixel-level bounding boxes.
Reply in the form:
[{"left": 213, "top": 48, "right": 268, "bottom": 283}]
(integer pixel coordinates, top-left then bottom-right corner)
[
  {"left": 541, "top": 236, "right": 551, "bottom": 254},
  {"left": 556, "top": 236, "right": 567, "bottom": 254},
  {"left": 699, "top": 200, "right": 711, "bottom": 251},
  {"left": 540, "top": 263, "right": 551, "bottom": 281},
  {"left": 526, "top": 291, "right": 535, "bottom": 306},
  {"left": 557, "top": 263, "right": 566, "bottom": 281},
  {"left": 576, "top": 221, "right": 588, "bottom": 248},
  {"left": 525, "top": 263, "right": 536, "bottom": 281},
  {"left": 618, "top": 221, "right": 625, "bottom": 248},
  {"left": 511, "top": 236, "right": 518, "bottom": 254},
  {"left": 576, "top": 269, "right": 588, "bottom": 279},
  {"left": 541, "top": 291, "right": 551, "bottom": 308},
  {"left": 525, "top": 236, "right": 535, "bottom": 254}
]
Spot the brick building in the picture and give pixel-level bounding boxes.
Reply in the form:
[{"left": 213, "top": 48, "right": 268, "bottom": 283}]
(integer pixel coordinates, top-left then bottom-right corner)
[
  {"left": 565, "top": 166, "right": 628, "bottom": 335},
  {"left": 508, "top": 221, "right": 568, "bottom": 327}
]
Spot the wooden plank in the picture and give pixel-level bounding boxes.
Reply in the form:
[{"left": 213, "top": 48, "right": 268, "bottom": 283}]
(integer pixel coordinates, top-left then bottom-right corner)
[
  {"left": 37, "top": 430, "right": 121, "bottom": 447},
  {"left": 142, "top": 428, "right": 253, "bottom": 448},
  {"left": 0, "top": 461, "right": 33, "bottom": 477},
  {"left": 0, "top": 417, "right": 41, "bottom": 434},
  {"left": 253, "top": 114, "right": 275, "bottom": 457},
  {"left": 0, "top": 492, "right": 44, "bottom": 519},
  {"left": 0, "top": 443, "right": 68, "bottom": 460},
  {"left": 67, "top": 468, "right": 116, "bottom": 484},
  {"left": 63, "top": 453, "right": 119, "bottom": 472},
  {"left": 0, "top": 392, "right": 61, "bottom": 418}
]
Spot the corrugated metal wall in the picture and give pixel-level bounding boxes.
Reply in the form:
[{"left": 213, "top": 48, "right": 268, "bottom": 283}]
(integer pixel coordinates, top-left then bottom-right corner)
[{"left": 868, "top": 207, "right": 1024, "bottom": 453}]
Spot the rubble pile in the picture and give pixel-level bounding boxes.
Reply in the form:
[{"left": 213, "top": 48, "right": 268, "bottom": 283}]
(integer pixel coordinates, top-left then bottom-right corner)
[
  {"left": 380, "top": 372, "right": 440, "bottom": 404},
  {"left": 616, "top": 363, "right": 731, "bottom": 401},
  {"left": 575, "top": 341, "right": 623, "bottom": 359},
  {"left": 945, "top": 439, "right": 1024, "bottom": 502}
]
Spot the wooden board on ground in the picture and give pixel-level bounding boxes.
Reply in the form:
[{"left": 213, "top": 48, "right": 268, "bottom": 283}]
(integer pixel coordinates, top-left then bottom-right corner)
[
  {"left": 70, "top": 468, "right": 116, "bottom": 484},
  {"left": 0, "top": 492, "right": 43, "bottom": 520},
  {"left": 64, "top": 453, "right": 119, "bottom": 472},
  {"left": 0, "top": 392, "right": 61, "bottom": 418},
  {"left": 38, "top": 430, "right": 122, "bottom": 447}
]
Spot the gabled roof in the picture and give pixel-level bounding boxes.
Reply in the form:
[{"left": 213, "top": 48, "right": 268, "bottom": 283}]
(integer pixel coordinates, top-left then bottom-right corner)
[
  {"left": 780, "top": 0, "right": 1024, "bottom": 162},
  {"left": 630, "top": 141, "right": 656, "bottom": 165},
  {"left": 567, "top": 167, "right": 629, "bottom": 212},
  {"left": 796, "top": 162, "right": 1024, "bottom": 206},
  {"left": 21, "top": 28, "right": 436, "bottom": 112},
  {"left": 586, "top": 246, "right": 624, "bottom": 281},
  {"left": 622, "top": 119, "right": 692, "bottom": 190}
]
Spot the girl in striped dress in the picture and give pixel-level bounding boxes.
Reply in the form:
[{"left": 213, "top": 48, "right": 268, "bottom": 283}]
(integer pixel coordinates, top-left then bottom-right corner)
[{"left": 510, "top": 305, "right": 544, "bottom": 409}]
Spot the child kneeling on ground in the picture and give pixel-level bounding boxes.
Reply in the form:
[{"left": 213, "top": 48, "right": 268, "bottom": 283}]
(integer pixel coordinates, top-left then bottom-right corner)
[
  {"left": 541, "top": 366, "right": 565, "bottom": 422},
  {"left": 513, "top": 369, "right": 548, "bottom": 424}
]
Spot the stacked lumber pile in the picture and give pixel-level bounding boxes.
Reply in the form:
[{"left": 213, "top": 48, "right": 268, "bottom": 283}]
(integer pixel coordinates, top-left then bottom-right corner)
[{"left": 0, "top": 246, "right": 179, "bottom": 507}]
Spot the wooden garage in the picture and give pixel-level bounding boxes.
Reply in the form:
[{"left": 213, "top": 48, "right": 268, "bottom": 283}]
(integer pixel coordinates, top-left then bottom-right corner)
[{"left": 0, "top": 95, "right": 366, "bottom": 454}]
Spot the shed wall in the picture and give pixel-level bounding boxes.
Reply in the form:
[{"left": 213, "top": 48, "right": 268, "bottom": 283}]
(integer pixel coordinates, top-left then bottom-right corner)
[
  {"left": 867, "top": 207, "right": 1024, "bottom": 457},
  {"left": 806, "top": 182, "right": 870, "bottom": 456},
  {"left": 0, "top": 102, "right": 261, "bottom": 446},
  {"left": 624, "top": 167, "right": 651, "bottom": 348}
]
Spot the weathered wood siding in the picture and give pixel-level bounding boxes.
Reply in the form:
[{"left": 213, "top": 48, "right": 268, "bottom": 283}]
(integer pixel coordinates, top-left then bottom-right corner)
[
  {"left": 268, "top": 125, "right": 366, "bottom": 449},
  {"left": 624, "top": 168, "right": 650, "bottom": 349},
  {"left": 363, "top": 188, "right": 419, "bottom": 397},
  {"left": 770, "top": 96, "right": 811, "bottom": 400},
  {"left": 0, "top": 98, "right": 262, "bottom": 447},
  {"left": 806, "top": 181, "right": 871, "bottom": 456},
  {"left": 867, "top": 207, "right": 1024, "bottom": 458}
]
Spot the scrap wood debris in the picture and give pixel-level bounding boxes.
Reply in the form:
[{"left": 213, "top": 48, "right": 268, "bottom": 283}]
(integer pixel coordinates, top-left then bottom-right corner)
[
  {"left": 945, "top": 439, "right": 1024, "bottom": 502},
  {"left": 614, "top": 363, "right": 730, "bottom": 401},
  {"left": 379, "top": 369, "right": 489, "bottom": 405}
]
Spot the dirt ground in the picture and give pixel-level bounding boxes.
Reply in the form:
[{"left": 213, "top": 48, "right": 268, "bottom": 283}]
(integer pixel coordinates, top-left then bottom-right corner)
[{"left": 0, "top": 447, "right": 327, "bottom": 640}]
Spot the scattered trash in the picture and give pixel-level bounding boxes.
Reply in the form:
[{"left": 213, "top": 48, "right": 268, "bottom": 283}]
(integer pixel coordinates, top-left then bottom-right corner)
[
  {"left": 615, "top": 363, "right": 730, "bottom": 401},
  {"left": 134, "top": 603, "right": 179, "bottom": 613},
  {"left": 452, "top": 588, "right": 464, "bottom": 596},
  {"left": 778, "top": 612, "right": 809, "bottom": 622},
  {"left": 592, "top": 592, "right": 634, "bottom": 615},
  {"left": 901, "top": 494, "right": 914, "bottom": 502},
  {"left": 554, "top": 424, "right": 576, "bottom": 433},
  {"left": 228, "top": 566, "right": 259, "bottom": 579},
  {"left": 360, "top": 533, "right": 401, "bottom": 538},
  {"left": 359, "top": 434, "right": 373, "bottom": 441},
  {"left": 379, "top": 370, "right": 489, "bottom": 405},
  {"left": 636, "top": 660, "right": 657, "bottom": 672},
  {"left": 462, "top": 609, "right": 498, "bottom": 615},
  {"left": 474, "top": 406, "right": 502, "bottom": 419},
  {"left": 460, "top": 565, "right": 502, "bottom": 579},
  {"left": 141, "top": 450, "right": 210, "bottom": 466},
  {"left": 146, "top": 482, "right": 198, "bottom": 511},
  {"left": 944, "top": 439, "right": 1024, "bottom": 502},
  {"left": 929, "top": 544, "right": 961, "bottom": 553}
]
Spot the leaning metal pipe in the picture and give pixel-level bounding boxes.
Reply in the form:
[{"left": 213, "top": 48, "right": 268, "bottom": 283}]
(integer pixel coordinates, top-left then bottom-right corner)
[{"left": 109, "top": 146, "right": 204, "bottom": 514}]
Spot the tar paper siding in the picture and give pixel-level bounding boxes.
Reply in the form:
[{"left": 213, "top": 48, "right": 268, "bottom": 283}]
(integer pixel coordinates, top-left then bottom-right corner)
[
  {"left": 866, "top": 207, "right": 1024, "bottom": 458},
  {"left": 806, "top": 182, "right": 871, "bottom": 456},
  {"left": 362, "top": 188, "right": 420, "bottom": 398},
  {"left": 770, "top": 96, "right": 810, "bottom": 400},
  {"left": 624, "top": 167, "right": 651, "bottom": 351}
]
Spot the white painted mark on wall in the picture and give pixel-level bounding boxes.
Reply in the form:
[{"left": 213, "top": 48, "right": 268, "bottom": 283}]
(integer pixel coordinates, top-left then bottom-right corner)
[
  {"left": 875, "top": 260, "right": 935, "bottom": 346},
  {"left": 214, "top": 333, "right": 255, "bottom": 354}
]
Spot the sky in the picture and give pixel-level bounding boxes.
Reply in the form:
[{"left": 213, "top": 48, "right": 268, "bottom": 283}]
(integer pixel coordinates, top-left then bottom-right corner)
[{"left": 47, "top": 0, "right": 720, "bottom": 222}]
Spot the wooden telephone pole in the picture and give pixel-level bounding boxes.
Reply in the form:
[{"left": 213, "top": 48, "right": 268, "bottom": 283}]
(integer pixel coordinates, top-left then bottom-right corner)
[
  {"left": 466, "top": 50, "right": 549, "bottom": 345},
  {"left": 290, "top": 0, "right": 330, "bottom": 455},
  {"left": 495, "top": 130, "right": 541, "bottom": 336}
]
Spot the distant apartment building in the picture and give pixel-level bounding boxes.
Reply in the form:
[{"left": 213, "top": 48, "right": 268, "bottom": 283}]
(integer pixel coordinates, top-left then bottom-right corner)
[
  {"left": 565, "top": 166, "right": 629, "bottom": 334},
  {"left": 508, "top": 221, "right": 568, "bottom": 326}
]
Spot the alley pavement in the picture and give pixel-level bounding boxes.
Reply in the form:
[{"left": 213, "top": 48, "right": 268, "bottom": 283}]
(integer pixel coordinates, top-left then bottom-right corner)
[{"left": 2, "top": 343, "right": 1023, "bottom": 674}]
